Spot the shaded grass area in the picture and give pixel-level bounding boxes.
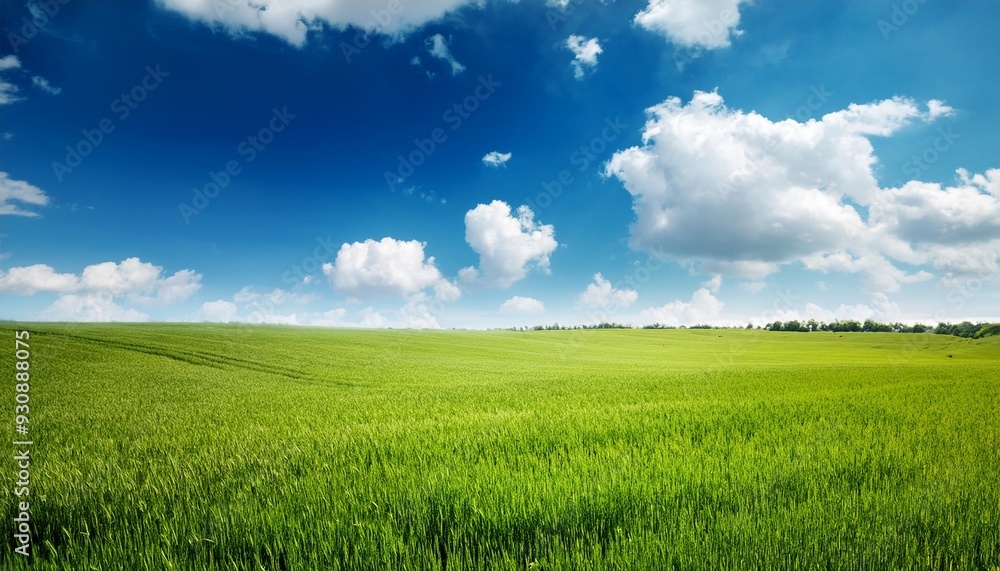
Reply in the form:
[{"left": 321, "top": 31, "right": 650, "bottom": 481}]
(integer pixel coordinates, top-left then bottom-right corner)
[{"left": 1, "top": 324, "right": 998, "bottom": 569}]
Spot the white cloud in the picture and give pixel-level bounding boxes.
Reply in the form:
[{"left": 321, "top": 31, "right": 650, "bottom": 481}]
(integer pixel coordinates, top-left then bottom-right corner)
[
  {"left": 926, "top": 99, "right": 955, "bottom": 121},
  {"left": 639, "top": 287, "right": 723, "bottom": 325},
  {"left": 577, "top": 273, "right": 638, "bottom": 309},
  {"left": 697, "top": 260, "right": 778, "bottom": 280},
  {"left": 427, "top": 33, "right": 465, "bottom": 75},
  {"left": 1, "top": 258, "right": 200, "bottom": 303},
  {"left": 233, "top": 286, "right": 259, "bottom": 303},
  {"left": 155, "top": 0, "right": 481, "bottom": 46},
  {"left": 605, "top": 90, "right": 990, "bottom": 292},
  {"left": 433, "top": 279, "right": 462, "bottom": 302},
  {"left": 0, "top": 55, "right": 21, "bottom": 105},
  {"left": 0, "top": 264, "right": 79, "bottom": 295},
  {"left": 701, "top": 274, "right": 722, "bottom": 293},
  {"left": 138, "top": 269, "right": 202, "bottom": 305},
  {"left": 822, "top": 96, "right": 938, "bottom": 137},
  {"left": 309, "top": 308, "right": 348, "bottom": 327},
  {"left": 231, "top": 286, "right": 318, "bottom": 305},
  {"left": 566, "top": 35, "right": 602, "bottom": 79},
  {"left": 464, "top": 200, "right": 558, "bottom": 287},
  {"left": 0, "top": 172, "right": 49, "bottom": 217},
  {"left": 360, "top": 307, "right": 388, "bottom": 328},
  {"left": 499, "top": 296, "right": 545, "bottom": 314},
  {"left": 323, "top": 237, "right": 442, "bottom": 300},
  {"left": 73, "top": 258, "right": 201, "bottom": 306},
  {"left": 199, "top": 300, "right": 238, "bottom": 322},
  {"left": 867, "top": 169, "right": 1000, "bottom": 276},
  {"left": 773, "top": 293, "right": 901, "bottom": 324},
  {"left": 458, "top": 266, "right": 479, "bottom": 284},
  {"left": 739, "top": 280, "right": 766, "bottom": 294},
  {"left": 1, "top": 258, "right": 201, "bottom": 320},
  {"left": 40, "top": 293, "right": 149, "bottom": 322},
  {"left": 79, "top": 258, "right": 162, "bottom": 296},
  {"left": 0, "top": 55, "right": 19, "bottom": 71},
  {"left": 31, "top": 76, "right": 61, "bottom": 95},
  {"left": 246, "top": 311, "right": 301, "bottom": 325},
  {"left": 399, "top": 293, "right": 441, "bottom": 328},
  {"left": 482, "top": 151, "right": 512, "bottom": 168},
  {"left": 635, "top": 0, "right": 750, "bottom": 50}
]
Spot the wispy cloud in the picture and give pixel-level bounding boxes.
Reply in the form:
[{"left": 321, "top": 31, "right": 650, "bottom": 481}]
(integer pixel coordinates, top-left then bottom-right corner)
[
  {"left": 32, "top": 76, "right": 62, "bottom": 95},
  {"left": 0, "top": 172, "right": 49, "bottom": 217},
  {"left": 427, "top": 34, "right": 465, "bottom": 75},
  {"left": 482, "top": 151, "right": 512, "bottom": 168}
]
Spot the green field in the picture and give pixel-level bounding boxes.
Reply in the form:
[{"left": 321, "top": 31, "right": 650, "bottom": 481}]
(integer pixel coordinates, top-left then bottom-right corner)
[{"left": 2, "top": 324, "right": 999, "bottom": 570}]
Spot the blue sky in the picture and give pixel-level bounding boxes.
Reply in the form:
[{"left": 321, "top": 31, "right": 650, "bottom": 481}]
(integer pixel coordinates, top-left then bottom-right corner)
[{"left": 1, "top": 0, "right": 998, "bottom": 328}]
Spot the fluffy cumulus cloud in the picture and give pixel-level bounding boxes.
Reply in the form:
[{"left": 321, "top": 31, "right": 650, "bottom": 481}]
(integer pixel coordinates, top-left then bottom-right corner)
[
  {"left": 78, "top": 259, "right": 202, "bottom": 306},
  {"left": 635, "top": 0, "right": 750, "bottom": 50},
  {"left": 482, "top": 151, "right": 512, "bottom": 168},
  {"left": 577, "top": 273, "right": 638, "bottom": 309},
  {"left": 323, "top": 237, "right": 442, "bottom": 300},
  {"left": 0, "top": 258, "right": 201, "bottom": 321},
  {"left": 701, "top": 274, "right": 722, "bottom": 293},
  {"left": 360, "top": 307, "right": 388, "bottom": 328},
  {"left": 867, "top": 168, "right": 1000, "bottom": 280},
  {"left": 0, "top": 264, "right": 79, "bottom": 295},
  {"left": 639, "top": 287, "right": 723, "bottom": 326},
  {"left": 199, "top": 300, "right": 238, "bottom": 322},
  {"left": 1, "top": 172, "right": 50, "bottom": 217},
  {"left": 772, "top": 293, "right": 901, "bottom": 325},
  {"left": 399, "top": 293, "right": 441, "bottom": 328},
  {"left": 499, "top": 296, "right": 544, "bottom": 314},
  {"left": 463, "top": 201, "right": 557, "bottom": 288},
  {"left": 566, "top": 35, "right": 602, "bottom": 79},
  {"left": 433, "top": 279, "right": 462, "bottom": 302},
  {"left": 41, "top": 293, "right": 149, "bottom": 322},
  {"left": 605, "top": 90, "right": 999, "bottom": 293},
  {"left": 426, "top": 33, "right": 464, "bottom": 75},
  {"left": 155, "top": 0, "right": 480, "bottom": 46}
]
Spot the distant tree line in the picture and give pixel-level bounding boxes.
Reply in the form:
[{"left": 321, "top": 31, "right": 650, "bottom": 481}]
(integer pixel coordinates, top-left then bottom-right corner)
[
  {"left": 764, "top": 319, "right": 1000, "bottom": 338},
  {"left": 522, "top": 322, "right": 633, "bottom": 331},
  {"left": 498, "top": 320, "right": 1000, "bottom": 339}
]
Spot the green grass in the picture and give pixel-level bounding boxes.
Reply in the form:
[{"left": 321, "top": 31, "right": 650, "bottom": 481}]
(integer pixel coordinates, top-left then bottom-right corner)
[{"left": 2, "top": 323, "right": 998, "bottom": 570}]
